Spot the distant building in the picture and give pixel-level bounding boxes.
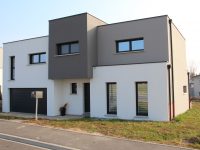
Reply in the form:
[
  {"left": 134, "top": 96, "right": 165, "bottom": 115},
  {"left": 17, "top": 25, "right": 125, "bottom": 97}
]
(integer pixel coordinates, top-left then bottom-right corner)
[
  {"left": 190, "top": 75, "right": 200, "bottom": 98},
  {"left": 0, "top": 47, "right": 2, "bottom": 99}
]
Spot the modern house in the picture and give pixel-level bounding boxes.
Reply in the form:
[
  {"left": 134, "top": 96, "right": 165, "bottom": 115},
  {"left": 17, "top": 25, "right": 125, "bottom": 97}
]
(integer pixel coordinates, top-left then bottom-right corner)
[
  {"left": 190, "top": 75, "right": 200, "bottom": 98},
  {"left": 3, "top": 13, "right": 189, "bottom": 121}
]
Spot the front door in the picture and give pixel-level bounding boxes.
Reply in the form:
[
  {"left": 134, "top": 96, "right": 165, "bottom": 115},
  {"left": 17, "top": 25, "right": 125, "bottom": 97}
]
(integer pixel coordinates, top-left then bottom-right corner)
[{"left": 84, "top": 83, "right": 90, "bottom": 113}]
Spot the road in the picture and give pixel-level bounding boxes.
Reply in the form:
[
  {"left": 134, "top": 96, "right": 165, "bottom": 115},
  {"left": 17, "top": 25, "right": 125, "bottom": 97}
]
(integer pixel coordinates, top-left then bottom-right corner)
[
  {"left": 0, "top": 139, "right": 45, "bottom": 150},
  {"left": 0, "top": 119, "right": 194, "bottom": 150}
]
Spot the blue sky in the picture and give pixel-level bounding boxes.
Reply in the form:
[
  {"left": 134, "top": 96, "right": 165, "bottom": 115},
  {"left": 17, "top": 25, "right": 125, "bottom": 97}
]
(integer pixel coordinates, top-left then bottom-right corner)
[{"left": 0, "top": 0, "right": 200, "bottom": 72}]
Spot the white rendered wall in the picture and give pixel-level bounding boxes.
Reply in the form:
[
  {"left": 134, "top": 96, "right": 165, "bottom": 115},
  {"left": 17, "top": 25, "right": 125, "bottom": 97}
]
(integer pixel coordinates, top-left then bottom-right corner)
[
  {"left": 2, "top": 36, "right": 56, "bottom": 116},
  {"left": 53, "top": 79, "right": 89, "bottom": 116},
  {"left": 90, "top": 63, "right": 169, "bottom": 121},
  {"left": 170, "top": 23, "right": 189, "bottom": 116}
]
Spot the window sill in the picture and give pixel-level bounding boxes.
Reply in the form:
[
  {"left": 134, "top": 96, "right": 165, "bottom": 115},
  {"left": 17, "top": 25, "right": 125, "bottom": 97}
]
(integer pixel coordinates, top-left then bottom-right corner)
[
  {"left": 134, "top": 116, "right": 149, "bottom": 120},
  {"left": 70, "top": 93, "right": 77, "bottom": 95},
  {"left": 116, "top": 49, "right": 144, "bottom": 54},
  {"left": 8, "top": 80, "right": 15, "bottom": 81},
  {"left": 55, "top": 53, "right": 80, "bottom": 57},
  {"left": 104, "top": 114, "right": 118, "bottom": 118},
  {"left": 27, "top": 63, "right": 47, "bottom": 66}
]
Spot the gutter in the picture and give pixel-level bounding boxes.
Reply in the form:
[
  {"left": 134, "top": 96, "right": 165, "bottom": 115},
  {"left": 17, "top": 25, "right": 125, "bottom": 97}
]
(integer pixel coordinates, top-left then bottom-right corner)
[
  {"left": 169, "top": 19, "right": 175, "bottom": 118},
  {"left": 167, "top": 65, "right": 172, "bottom": 121}
]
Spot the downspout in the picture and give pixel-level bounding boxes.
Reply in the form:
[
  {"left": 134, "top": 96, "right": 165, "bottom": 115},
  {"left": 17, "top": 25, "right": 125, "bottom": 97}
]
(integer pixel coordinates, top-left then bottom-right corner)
[
  {"left": 167, "top": 65, "right": 172, "bottom": 121},
  {"left": 187, "top": 72, "right": 190, "bottom": 109},
  {"left": 169, "top": 19, "right": 175, "bottom": 118}
]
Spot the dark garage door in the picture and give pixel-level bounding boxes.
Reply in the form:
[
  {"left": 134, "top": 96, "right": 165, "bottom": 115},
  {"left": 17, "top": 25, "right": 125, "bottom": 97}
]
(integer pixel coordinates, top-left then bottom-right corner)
[{"left": 10, "top": 88, "right": 47, "bottom": 115}]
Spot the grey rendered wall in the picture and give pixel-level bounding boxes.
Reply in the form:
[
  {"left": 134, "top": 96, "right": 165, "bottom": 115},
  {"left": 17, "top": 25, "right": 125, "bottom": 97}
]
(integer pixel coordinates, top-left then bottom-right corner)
[
  {"left": 97, "top": 16, "right": 169, "bottom": 66},
  {"left": 48, "top": 13, "right": 106, "bottom": 79},
  {"left": 86, "top": 14, "right": 106, "bottom": 77},
  {"left": 48, "top": 14, "right": 88, "bottom": 79}
]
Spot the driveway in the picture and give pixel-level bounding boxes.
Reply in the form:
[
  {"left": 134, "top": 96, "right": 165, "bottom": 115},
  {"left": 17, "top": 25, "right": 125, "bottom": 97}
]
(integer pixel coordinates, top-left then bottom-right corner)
[{"left": 0, "top": 119, "right": 194, "bottom": 150}]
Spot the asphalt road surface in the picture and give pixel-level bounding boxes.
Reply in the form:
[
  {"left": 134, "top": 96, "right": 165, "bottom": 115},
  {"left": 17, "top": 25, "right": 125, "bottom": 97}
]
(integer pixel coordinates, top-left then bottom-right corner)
[
  {"left": 0, "top": 119, "right": 194, "bottom": 150},
  {"left": 0, "top": 139, "right": 44, "bottom": 150}
]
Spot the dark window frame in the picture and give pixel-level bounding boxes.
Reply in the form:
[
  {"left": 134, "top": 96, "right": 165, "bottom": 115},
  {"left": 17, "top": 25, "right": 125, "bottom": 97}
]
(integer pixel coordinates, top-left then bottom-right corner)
[
  {"left": 107, "top": 82, "right": 117, "bottom": 115},
  {"left": 57, "top": 41, "right": 80, "bottom": 55},
  {"left": 136, "top": 81, "right": 148, "bottom": 116},
  {"left": 71, "top": 83, "right": 77, "bottom": 94},
  {"left": 183, "top": 85, "right": 187, "bottom": 93},
  {"left": 116, "top": 38, "right": 144, "bottom": 53},
  {"left": 10, "top": 56, "right": 15, "bottom": 80},
  {"left": 29, "top": 52, "right": 46, "bottom": 64}
]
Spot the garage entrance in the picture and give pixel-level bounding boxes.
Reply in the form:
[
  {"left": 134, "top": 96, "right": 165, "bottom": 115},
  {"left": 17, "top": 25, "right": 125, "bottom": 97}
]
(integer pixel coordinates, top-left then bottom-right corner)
[{"left": 10, "top": 88, "right": 47, "bottom": 114}]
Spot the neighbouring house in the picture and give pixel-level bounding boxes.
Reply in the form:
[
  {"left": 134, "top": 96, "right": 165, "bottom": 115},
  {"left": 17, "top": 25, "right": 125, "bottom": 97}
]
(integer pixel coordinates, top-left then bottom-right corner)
[
  {"left": 0, "top": 47, "right": 2, "bottom": 111},
  {"left": 190, "top": 75, "right": 200, "bottom": 98},
  {"left": 3, "top": 13, "right": 189, "bottom": 121}
]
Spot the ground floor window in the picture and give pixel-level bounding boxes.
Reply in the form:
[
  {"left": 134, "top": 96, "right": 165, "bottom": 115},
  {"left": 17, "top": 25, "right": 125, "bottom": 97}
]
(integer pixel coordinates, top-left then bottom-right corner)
[
  {"left": 107, "top": 83, "right": 117, "bottom": 114},
  {"left": 136, "top": 82, "right": 148, "bottom": 116},
  {"left": 71, "top": 83, "right": 77, "bottom": 94}
]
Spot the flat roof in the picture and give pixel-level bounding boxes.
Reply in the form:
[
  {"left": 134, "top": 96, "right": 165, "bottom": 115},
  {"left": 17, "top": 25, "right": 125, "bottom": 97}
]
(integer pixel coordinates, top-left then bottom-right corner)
[
  {"left": 49, "top": 12, "right": 107, "bottom": 24},
  {"left": 98, "top": 15, "right": 168, "bottom": 28},
  {"left": 3, "top": 35, "right": 48, "bottom": 45},
  {"left": 3, "top": 13, "right": 185, "bottom": 44}
]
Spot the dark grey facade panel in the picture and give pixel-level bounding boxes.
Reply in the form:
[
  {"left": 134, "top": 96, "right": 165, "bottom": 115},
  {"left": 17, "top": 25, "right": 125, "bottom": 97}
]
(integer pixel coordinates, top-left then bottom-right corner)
[
  {"left": 48, "top": 13, "right": 106, "bottom": 79},
  {"left": 97, "top": 16, "right": 169, "bottom": 66},
  {"left": 48, "top": 14, "right": 88, "bottom": 79},
  {"left": 49, "top": 14, "right": 170, "bottom": 79}
]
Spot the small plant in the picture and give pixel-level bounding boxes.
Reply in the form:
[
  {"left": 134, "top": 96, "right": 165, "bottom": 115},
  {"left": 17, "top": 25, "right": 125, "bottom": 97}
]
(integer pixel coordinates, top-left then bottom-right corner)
[{"left": 59, "top": 103, "right": 68, "bottom": 116}]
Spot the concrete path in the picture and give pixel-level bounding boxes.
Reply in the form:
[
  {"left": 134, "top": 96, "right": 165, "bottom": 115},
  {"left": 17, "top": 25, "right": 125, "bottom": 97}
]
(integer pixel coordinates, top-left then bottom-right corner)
[
  {"left": 0, "top": 112, "right": 83, "bottom": 120},
  {"left": 0, "top": 119, "right": 194, "bottom": 150}
]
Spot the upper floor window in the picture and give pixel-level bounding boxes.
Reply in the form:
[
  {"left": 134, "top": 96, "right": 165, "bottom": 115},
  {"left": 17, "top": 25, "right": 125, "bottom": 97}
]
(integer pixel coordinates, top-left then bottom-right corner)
[
  {"left": 10, "top": 56, "right": 15, "bottom": 80},
  {"left": 116, "top": 38, "right": 144, "bottom": 53},
  {"left": 57, "top": 41, "right": 80, "bottom": 55},
  {"left": 30, "top": 52, "right": 46, "bottom": 64}
]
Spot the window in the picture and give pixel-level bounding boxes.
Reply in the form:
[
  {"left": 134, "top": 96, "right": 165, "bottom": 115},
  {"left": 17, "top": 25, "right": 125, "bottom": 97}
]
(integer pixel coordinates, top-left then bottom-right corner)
[
  {"left": 107, "top": 83, "right": 117, "bottom": 114},
  {"left": 10, "top": 56, "right": 15, "bottom": 80},
  {"left": 57, "top": 41, "right": 80, "bottom": 55},
  {"left": 136, "top": 82, "right": 148, "bottom": 116},
  {"left": 116, "top": 38, "right": 144, "bottom": 52},
  {"left": 183, "top": 86, "right": 187, "bottom": 93},
  {"left": 30, "top": 53, "right": 46, "bottom": 64},
  {"left": 71, "top": 83, "right": 77, "bottom": 94},
  {"left": 118, "top": 41, "right": 129, "bottom": 52}
]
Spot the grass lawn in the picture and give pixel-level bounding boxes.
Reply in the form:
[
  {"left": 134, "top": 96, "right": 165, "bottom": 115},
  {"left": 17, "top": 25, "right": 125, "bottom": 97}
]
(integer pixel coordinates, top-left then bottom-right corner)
[{"left": 1, "top": 101, "right": 200, "bottom": 149}]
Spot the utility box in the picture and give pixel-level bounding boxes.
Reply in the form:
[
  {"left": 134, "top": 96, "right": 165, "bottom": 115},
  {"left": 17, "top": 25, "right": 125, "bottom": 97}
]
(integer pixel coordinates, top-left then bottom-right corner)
[{"left": 31, "top": 91, "right": 43, "bottom": 99}]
